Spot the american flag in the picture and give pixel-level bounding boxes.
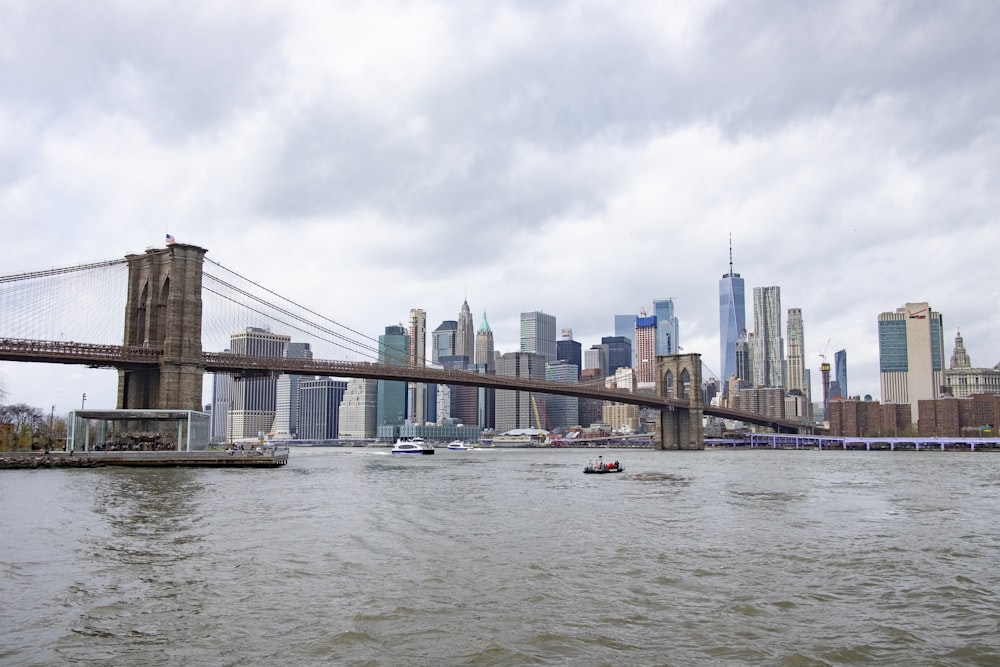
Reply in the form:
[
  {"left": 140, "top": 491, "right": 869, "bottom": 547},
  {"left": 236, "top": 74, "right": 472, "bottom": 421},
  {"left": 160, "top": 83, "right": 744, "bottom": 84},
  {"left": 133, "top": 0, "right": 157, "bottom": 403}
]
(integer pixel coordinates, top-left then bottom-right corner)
[{"left": 165, "top": 233, "right": 176, "bottom": 244}]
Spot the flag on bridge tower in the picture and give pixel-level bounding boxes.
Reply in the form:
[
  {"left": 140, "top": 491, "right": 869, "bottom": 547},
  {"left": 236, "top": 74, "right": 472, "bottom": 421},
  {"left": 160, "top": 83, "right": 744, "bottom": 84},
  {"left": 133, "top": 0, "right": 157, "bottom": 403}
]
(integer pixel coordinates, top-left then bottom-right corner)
[{"left": 166, "top": 233, "right": 176, "bottom": 245}]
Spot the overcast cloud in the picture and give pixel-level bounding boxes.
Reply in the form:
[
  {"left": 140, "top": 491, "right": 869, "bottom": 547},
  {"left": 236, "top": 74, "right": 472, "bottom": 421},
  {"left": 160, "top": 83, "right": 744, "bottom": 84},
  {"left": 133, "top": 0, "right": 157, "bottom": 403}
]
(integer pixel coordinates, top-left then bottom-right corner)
[{"left": 1, "top": 0, "right": 998, "bottom": 413}]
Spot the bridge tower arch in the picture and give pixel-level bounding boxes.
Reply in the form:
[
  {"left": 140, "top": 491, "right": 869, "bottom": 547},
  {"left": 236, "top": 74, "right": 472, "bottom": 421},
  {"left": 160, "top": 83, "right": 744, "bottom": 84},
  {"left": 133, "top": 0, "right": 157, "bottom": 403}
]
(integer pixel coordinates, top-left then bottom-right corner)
[
  {"left": 118, "top": 244, "right": 206, "bottom": 410},
  {"left": 654, "top": 353, "right": 704, "bottom": 450}
]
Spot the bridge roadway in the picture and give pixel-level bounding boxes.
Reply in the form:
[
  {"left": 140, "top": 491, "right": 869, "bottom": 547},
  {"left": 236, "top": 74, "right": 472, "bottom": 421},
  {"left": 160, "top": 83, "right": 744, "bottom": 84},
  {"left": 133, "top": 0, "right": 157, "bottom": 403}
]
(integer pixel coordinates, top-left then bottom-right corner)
[{"left": 0, "top": 337, "right": 804, "bottom": 432}]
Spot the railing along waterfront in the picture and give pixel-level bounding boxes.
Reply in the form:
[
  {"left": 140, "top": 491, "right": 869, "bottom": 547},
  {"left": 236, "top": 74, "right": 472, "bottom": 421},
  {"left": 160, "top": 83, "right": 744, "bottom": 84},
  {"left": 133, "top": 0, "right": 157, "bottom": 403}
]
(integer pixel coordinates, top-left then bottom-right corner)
[{"left": 706, "top": 434, "right": 1000, "bottom": 451}]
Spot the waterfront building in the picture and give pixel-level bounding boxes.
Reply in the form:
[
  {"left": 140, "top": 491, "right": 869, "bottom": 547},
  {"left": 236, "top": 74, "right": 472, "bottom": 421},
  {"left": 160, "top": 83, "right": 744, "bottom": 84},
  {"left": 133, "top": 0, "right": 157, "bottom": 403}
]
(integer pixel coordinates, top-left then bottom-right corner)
[
  {"left": 634, "top": 316, "right": 658, "bottom": 387},
  {"left": 520, "top": 311, "right": 557, "bottom": 362},
  {"left": 377, "top": 325, "right": 409, "bottom": 429},
  {"left": 601, "top": 336, "right": 632, "bottom": 375},
  {"left": 408, "top": 308, "right": 427, "bottom": 426},
  {"left": 878, "top": 302, "right": 945, "bottom": 422},
  {"left": 431, "top": 320, "right": 457, "bottom": 364},
  {"left": 545, "top": 360, "right": 579, "bottom": 430},
  {"left": 298, "top": 379, "right": 347, "bottom": 440},
  {"left": 556, "top": 329, "right": 582, "bottom": 380},
  {"left": 210, "top": 367, "right": 230, "bottom": 443},
  {"left": 944, "top": 330, "right": 1000, "bottom": 399},
  {"left": 272, "top": 342, "right": 313, "bottom": 439},
  {"left": 495, "top": 351, "right": 547, "bottom": 432},
  {"left": 834, "top": 349, "right": 848, "bottom": 399},
  {"left": 614, "top": 314, "right": 637, "bottom": 367},
  {"left": 653, "top": 299, "right": 679, "bottom": 356},
  {"left": 719, "top": 242, "right": 746, "bottom": 397},
  {"left": 226, "top": 327, "right": 290, "bottom": 440},
  {"left": 338, "top": 378, "right": 377, "bottom": 438},
  {"left": 752, "top": 286, "right": 784, "bottom": 389}
]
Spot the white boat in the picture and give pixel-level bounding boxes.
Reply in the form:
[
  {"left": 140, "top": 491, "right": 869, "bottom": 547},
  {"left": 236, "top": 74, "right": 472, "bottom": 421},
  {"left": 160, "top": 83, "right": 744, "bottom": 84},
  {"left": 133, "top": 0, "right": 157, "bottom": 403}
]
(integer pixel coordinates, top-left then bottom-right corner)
[
  {"left": 446, "top": 440, "right": 475, "bottom": 451},
  {"left": 391, "top": 437, "right": 435, "bottom": 455}
]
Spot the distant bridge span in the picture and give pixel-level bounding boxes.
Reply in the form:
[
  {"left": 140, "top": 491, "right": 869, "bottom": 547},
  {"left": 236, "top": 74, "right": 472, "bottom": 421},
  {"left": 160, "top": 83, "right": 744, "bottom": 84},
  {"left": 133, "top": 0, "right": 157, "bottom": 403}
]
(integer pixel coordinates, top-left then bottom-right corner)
[{"left": 0, "top": 337, "right": 806, "bottom": 433}]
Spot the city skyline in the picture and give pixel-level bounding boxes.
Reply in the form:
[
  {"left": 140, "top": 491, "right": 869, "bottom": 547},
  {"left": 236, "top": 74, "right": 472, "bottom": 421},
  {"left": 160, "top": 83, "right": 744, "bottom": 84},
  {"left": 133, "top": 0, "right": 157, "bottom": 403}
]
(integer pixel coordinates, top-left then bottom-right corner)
[{"left": 1, "top": 2, "right": 998, "bottom": 413}]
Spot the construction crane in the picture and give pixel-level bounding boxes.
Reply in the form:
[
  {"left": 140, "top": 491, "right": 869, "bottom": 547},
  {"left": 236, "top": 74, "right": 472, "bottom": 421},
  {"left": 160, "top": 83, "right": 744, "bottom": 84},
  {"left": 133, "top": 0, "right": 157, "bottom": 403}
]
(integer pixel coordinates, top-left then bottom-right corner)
[{"left": 530, "top": 394, "right": 552, "bottom": 431}]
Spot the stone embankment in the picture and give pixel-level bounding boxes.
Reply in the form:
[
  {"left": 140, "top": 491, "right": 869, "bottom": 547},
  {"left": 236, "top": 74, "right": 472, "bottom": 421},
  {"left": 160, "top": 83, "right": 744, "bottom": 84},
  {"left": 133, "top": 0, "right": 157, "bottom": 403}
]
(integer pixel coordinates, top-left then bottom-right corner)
[{"left": 0, "top": 452, "right": 101, "bottom": 469}]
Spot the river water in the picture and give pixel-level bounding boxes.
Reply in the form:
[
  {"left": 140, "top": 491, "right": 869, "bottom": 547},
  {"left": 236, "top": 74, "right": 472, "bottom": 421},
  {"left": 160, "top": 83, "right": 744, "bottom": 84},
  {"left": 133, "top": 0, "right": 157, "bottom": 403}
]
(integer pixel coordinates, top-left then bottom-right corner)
[{"left": 2, "top": 447, "right": 998, "bottom": 666}]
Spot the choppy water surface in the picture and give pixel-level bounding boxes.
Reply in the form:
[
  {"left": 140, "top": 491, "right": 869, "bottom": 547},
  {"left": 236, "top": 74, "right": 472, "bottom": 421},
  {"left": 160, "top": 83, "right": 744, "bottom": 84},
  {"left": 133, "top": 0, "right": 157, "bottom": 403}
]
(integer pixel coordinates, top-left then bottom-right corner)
[{"left": 2, "top": 448, "right": 999, "bottom": 666}]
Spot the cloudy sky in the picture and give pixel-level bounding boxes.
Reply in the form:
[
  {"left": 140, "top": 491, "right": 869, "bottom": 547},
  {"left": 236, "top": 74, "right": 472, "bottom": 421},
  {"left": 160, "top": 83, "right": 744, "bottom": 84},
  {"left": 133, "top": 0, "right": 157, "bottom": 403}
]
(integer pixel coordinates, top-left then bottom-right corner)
[{"left": 1, "top": 0, "right": 998, "bottom": 414}]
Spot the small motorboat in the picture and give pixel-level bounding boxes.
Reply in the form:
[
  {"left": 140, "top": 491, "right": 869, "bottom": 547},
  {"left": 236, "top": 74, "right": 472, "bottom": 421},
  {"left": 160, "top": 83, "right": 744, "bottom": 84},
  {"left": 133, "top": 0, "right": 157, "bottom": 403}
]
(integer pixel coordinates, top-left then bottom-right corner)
[
  {"left": 391, "top": 437, "right": 435, "bottom": 455},
  {"left": 583, "top": 457, "right": 623, "bottom": 474},
  {"left": 446, "top": 440, "right": 475, "bottom": 451}
]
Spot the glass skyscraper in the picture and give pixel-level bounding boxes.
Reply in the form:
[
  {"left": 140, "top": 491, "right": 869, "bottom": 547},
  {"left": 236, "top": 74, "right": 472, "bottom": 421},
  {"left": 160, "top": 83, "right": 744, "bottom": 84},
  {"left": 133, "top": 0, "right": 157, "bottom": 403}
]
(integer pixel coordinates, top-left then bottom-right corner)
[
  {"left": 718, "top": 249, "right": 745, "bottom": 395},
  {"left": 878, "top": 302, "right": 944, "bottom": 421},
  {"left": 520, "top": 311, "right": 557, "bottom": 362},
  {"left": 653, "top": 299, "right": 679, "bottom": 356},
  {"left": 834, "top": 349, "right": 847, "bottom": 399}
]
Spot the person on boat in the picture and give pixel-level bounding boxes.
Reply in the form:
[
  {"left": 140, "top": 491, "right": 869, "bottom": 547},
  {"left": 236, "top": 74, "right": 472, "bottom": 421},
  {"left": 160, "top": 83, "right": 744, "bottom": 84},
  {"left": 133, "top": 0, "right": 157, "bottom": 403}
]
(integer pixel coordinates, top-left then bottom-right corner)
[{"left": 614, "top": 459, "right": 620, "bottom": 470}]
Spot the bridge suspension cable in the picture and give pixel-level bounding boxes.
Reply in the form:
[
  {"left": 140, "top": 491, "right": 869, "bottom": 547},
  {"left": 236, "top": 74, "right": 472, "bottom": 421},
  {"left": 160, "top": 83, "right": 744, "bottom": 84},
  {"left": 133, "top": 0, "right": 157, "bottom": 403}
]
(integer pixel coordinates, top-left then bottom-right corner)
[{"left": 202, "top": 258, "right": 388, "bottom": 363}]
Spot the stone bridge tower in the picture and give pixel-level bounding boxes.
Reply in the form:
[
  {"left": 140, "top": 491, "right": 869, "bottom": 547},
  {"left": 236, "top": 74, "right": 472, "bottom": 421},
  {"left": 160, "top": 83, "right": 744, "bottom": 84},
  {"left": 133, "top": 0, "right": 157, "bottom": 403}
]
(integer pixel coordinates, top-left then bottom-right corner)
[
  {"left": 117, "top": 243, "right": 207, "bottom": 411},
  {"left": 654, "top": 353, "right": 704, "bottom": 450}
]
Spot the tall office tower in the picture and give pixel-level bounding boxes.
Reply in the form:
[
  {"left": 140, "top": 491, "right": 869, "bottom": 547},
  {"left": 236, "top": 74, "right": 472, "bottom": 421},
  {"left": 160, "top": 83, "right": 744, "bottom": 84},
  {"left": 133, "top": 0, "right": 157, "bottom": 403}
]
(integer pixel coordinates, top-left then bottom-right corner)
[
  {"left": 785, "top": 308, "right": 809, "bottom": 420},
  {"left": 439, "top": 354, "right": 477, "bottom": 427},
  {"left": 634, "top": 315, "right": 658, "bottom": 386},
  {"left": 556, "top": 329, "right": 582, "bottom": 379},
  {"left": 210, "top": 368, "right": 230, "bottom": 443},
  {"left": 578, "top": 367, "right": 605, "bottom": 427},
  {"left": 338, "top": 378, "right": 378, "bottom": 438},
  {"left": 653, "top": 299, "right": 680, "bottom": 356},
  {"left": 475, "top": 311, "right": 495, "bottom": 429},
  {"left": 752, "top": 286, "right": 784, "bottom": 389},
  {"left": 585, "top": 345, "right": 609, "bottom": 377},
  {"left": 545, "top": 360, "right": 579, "bottom": 430},
  {"left": 432, "top": 320, "right": 457, "bottom": 364},
  {"left": 614, "top": 314, "right": 638, "bottom": 367},
  {"left": 272, "top": 341, "right": 313, "bottom": 438},
  {"left": 456, "top": 299, "right": 475, "bottom": 360},
  {"left": 475, "top": 312, "right": 495, "bottom": 371},
  {"left": 834, "top": 349, "right": 848, "bottom": 399},
  {"left": 298, "top": 379, "right": 347, "bottom": 440},
  {"left": 719, "top": 241, "right": 746, "bottom": 397},
  {"left": 495, "top": 351, "right": 547, "bottom": 432},
  {"left": 520, "top": 311, "right": 557, "bottom": 362},
  {"left": 601, "top": 336, "right": 632, "bottom": 374},
  {"left": 878, "top": 302, "right": 945, "bottom": 421},
  {"left": 735, "top": 335, "right": 752, "bottom": 388},
  {"left": 408, "top": 308, "right": 427, "bottom": 426},
  {"left": 377, "top": 325, "right": 409, "bottom": 429},
  {"left": 226, "top": 327, "right": 290, "bottom": 439}
]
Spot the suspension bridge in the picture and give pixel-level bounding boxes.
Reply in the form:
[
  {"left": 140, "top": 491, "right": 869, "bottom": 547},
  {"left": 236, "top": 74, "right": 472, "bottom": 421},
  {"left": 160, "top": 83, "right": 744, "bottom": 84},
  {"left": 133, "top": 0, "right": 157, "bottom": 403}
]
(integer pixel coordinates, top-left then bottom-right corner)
[{"left": 0, "top": 243, "right": 807, "bottom": 448}]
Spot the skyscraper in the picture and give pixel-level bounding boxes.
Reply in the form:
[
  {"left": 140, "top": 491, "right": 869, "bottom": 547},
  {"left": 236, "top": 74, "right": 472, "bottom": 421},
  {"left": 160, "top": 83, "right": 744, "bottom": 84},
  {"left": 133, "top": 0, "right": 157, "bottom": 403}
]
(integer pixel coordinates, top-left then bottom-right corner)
[
  {"left": 752, "top": 286, "right": 784, "bottom": 389},
  {"left": 408, "top": 308, "right": 427, "bottom": 425},
  {"left": 474, "top": 312, "right": 495, "bottom": 370},
  {"left": 878, "top": 302, "right": 945, "bottom": 421},
  {"left": 545, "top": 360, "right": 579, "bottom": 430},
  {"left": 377, "top": 325, "right": 409, "bottom": 431},
  {"left": 456, "top": 299, "right": 474, "bottom": 360},
  {"left": 653, "top": 299, "right": 679, "bottom": 356},
  {"left": 272, "top": 341, "right": 313, "bottom": 439},
  {"left": 495, "top": 351, "right": 547, "bottom": 432},
  {"left": 600, "top": 336, "right": 631, "bottom": 375},
  {"left": 520, "top": 311, "right": 557, "bottom": 362},
  {"left": 786, "top": 308, "right": 806, "bottom": 394},
  {"left": 834, "top": 349, "right": 847, "bottom": 399},
  {"left": 298, "top": 379, "right": 347, "bottom": 440},
  {"left": 475, "top": 312, "right": 495, "bottom": 429},
  {"left": 614, "top": 314, "right": 637, "bottom": 367},
  {"left": 634, "top": 315, "right": 658, "bottom": 386},
  {"left": 338, "top": 378, "right": 377, "bottom": 438},
  {"left": 432, "top": 320, "right": 457, "bottom": 364},
  {"left": 226, "top": 327, "right": 290, "bottom": 439},
  {"left": 719, "top": 241, "right": 746, "bottom": 396},
  {"left": 556, "top": 328, "right": 582, "bottom": 379}
]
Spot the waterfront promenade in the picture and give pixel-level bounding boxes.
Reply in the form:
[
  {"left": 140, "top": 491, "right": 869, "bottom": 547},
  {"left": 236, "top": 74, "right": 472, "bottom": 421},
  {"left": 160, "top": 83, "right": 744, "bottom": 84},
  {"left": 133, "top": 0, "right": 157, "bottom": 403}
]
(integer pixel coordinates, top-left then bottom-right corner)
[
  {"left": 0, "top": 447, "right": 289, "bottom": 468},
  {"left": 708, "top": 433, "right": 1000, "bottom": 451}
]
